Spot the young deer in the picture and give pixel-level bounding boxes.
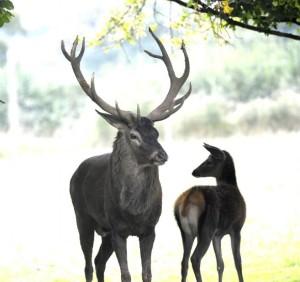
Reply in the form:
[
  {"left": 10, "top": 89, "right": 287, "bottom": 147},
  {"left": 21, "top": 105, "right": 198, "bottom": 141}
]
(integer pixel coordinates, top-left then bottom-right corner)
[
  {"left": 174, "top": 143, "right": 246, "bottom": 282},
  {"left": 61, "top": 28, "right": 191, "bottom": 282}
]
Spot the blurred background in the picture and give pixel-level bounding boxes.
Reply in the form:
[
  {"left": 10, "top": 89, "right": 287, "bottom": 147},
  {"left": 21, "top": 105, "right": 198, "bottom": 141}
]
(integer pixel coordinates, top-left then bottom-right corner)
[{"left": 0, "top": 0, "right": 299, "bottom": 281}]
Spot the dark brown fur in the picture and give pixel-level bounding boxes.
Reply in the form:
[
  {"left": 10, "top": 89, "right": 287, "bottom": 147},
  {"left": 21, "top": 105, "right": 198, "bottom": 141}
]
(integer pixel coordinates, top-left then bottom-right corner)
[{"left": 174, "top": 144, "right": 246, "bottom": 282}]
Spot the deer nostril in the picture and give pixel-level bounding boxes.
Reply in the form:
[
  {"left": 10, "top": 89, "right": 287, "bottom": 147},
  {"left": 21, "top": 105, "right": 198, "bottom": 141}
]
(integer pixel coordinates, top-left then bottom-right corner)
[
  {"left": 155, "top": 151, "right": 168, "bottom": 164},
  {"left": 192, "top": 169, "right": 199, "bottom": 177}
]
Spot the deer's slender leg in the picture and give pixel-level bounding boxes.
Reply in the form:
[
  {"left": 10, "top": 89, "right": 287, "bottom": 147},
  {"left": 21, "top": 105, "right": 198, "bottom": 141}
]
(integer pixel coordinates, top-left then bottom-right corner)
[
  {"left": 95, "top": 234, "right": 114, "bottom": 282},
  {"left": 191, "top": 237, "right": 212, "bottom": 282},
  {"left": 213, "top": 236, "right": 224, "bottom": 282},
  {"left": 139, "top": 230, "right": 155, "bottom": 282},
  {"left": 230, "top": 231, "right": 244, "bottom": 282},
  {"left": 191, "top": 201, "right": 218, "bottom": 282},
  {"left": 180, "top": 233, "right": 195, "bottom": 282},
  {"left": 76, "top": 217, "right": 95, "bottom": 282},
  {"left": 112, "top": 232, "right": 131, "bottom": 282}
]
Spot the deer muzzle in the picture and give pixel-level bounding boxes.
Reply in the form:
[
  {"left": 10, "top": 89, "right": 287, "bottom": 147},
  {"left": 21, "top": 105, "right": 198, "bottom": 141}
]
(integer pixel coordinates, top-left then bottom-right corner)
[{"left": 151, "top": 150, "right": 168, "bottom": 166}]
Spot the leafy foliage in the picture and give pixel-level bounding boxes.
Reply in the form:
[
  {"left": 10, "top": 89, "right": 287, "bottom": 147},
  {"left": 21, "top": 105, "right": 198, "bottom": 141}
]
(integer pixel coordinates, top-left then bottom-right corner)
[
  {"left": 0, "top": 67, "right": 85, "bottom": 136},
  {"left": 190, "top": 33, "right": 300, "bottom": 102},
  {"left": 173, "top": 91, "right": 300, "bottom": 139},
  {"left": 169, "top": 32, "right": 300, "bottom": 138},
  {"left": 91, "top": 0, "right": 148, "bottom": 48},
  {"left": 18, "top": 84, "right": 85, "bottom": 136},
  {"left": 175, "top": 0, "right": 300, "bottom": 40},
  {"left": 1, "top": 2, "right": 299, "bottom": 138},
  {"left": 92, "top": 0, "right": 300, "bottom": 47},
  {"left": 230, "top": 0, "right": 300, "bottom": 28},
  {"left": 0, "top": 0, "right": 14, "bottom": 28}
]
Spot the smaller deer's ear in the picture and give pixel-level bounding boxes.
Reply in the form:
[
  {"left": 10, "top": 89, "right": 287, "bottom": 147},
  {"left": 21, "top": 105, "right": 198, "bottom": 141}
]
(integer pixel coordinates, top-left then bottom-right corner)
[
  {"left": 203, "top": 143, "right": 225, "bottom": 160},
  {"left": 96, "top": 110, "right": 127, "bottom": 130}
]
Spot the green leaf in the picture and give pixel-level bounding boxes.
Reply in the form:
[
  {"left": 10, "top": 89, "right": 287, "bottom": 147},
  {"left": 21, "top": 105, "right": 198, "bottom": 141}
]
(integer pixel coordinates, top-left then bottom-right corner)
[{"left": 0, "top": 0, "right": 14, "bottom": 10}]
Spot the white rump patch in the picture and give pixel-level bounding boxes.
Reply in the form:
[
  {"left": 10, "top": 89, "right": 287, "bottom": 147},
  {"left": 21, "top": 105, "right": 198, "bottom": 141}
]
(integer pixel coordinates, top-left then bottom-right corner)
[{"left": 179, "top": 204, "right": 199, "bottom": 237}]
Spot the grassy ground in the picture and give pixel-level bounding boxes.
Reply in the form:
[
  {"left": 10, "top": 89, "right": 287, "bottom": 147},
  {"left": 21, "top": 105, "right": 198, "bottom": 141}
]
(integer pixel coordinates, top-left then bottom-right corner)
[{"left": 0, "top": 132, "right": 299, "bottom": 281}]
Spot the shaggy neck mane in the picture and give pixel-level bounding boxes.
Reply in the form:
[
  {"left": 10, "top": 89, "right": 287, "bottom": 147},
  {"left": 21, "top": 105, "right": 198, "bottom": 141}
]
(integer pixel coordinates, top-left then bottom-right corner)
[{"left": 111, "top": 131, "right": 159, "bottom": 215}]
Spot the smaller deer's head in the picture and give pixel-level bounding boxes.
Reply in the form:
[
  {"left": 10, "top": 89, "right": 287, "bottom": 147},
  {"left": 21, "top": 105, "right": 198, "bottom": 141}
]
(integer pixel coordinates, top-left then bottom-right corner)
[{"left": 192, "top": 143, "right": 226, "bottom": 179}]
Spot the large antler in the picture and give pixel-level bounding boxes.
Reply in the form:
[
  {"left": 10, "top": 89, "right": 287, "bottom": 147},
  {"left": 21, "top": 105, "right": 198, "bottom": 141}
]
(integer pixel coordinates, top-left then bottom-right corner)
[
  {"left": 145, "top": 28, "right": 192, "bottom": 122},
  {"left": 61, "top": 37, "right": 137, "bottom": 124}
]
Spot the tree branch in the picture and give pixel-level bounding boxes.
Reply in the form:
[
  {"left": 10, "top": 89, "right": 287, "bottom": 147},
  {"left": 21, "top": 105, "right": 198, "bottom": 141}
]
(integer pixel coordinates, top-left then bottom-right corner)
[
  {"left": 224, "top": 17, "right": 300, "bottom": 41},
  {"left": 169, "top": 0, "right": 300, "bottom": 41}
]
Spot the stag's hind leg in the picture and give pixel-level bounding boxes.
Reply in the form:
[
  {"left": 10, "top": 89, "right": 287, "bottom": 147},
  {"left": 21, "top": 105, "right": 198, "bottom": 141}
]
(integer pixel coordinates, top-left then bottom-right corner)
[
  {"left": 95, "top": 234, "right": 114, "bottom": 282},
  {"left": 76, "top": 216, "right": 95, "bottom": 282}
]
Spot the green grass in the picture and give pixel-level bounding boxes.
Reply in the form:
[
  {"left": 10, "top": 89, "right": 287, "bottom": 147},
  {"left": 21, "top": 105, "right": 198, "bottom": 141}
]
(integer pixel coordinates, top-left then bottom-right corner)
[{"left": 2, "top": 232, "right": 298, "bottom": 281}]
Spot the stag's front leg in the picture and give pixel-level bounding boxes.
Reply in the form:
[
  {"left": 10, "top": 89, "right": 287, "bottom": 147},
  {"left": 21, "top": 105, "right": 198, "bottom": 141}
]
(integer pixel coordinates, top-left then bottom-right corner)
[
  {"left": 112, "top": 233, "right": 131, "bottom": 282},
  {"left": 139, "top": 230, "right": 155, "bottom": 282}
]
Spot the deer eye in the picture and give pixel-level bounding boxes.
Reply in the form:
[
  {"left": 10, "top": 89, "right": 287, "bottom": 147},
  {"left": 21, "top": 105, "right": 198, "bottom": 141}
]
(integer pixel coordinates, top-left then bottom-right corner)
[{"left": 130, "top": 133, "right": 138, "bottom": 140}]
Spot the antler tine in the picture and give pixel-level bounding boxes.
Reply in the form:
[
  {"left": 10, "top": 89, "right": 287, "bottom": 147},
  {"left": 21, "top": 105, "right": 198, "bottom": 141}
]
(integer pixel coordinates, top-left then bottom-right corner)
[
  {"left": 61, "top": 37, "right": 135, "bottom": 124},
  {"left": 152, "top": 82, "right": 192, "bottom": 122},
  {"left": 145, "top": 28, "right": 191, "bottom": 122}
]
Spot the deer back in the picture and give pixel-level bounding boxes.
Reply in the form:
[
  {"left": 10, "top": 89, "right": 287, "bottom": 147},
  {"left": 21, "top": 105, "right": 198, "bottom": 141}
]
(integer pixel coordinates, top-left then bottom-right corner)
[{"left": 191, "top": 143, "right": 246, "bottom": 233}]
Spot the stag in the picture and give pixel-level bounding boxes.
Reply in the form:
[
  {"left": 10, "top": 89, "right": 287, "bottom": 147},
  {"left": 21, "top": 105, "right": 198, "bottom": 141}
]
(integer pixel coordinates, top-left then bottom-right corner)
[
  {"left": 174, "top": 143, "right": 246, "bottom": 282},
  {"left": 61, "top": 28, "right": 191, "bottom": 282}
]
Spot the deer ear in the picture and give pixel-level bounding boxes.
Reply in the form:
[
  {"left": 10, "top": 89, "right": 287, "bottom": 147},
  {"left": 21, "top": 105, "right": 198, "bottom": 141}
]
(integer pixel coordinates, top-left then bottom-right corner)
[
  {"left": 96, "top": 110, "right": 127, "bottom": 130},
  {"left": 203, "top": 143, "right": 225, "bottom": 160}
]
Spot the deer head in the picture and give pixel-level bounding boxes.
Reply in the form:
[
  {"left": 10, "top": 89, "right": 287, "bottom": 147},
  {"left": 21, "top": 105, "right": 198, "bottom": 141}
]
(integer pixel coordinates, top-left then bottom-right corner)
[
  {"left": 192, "top": 143, "right": 227, "bottom": 178},
  {"left": 61, "top": 28, "right": 191, "bottom": 166}
]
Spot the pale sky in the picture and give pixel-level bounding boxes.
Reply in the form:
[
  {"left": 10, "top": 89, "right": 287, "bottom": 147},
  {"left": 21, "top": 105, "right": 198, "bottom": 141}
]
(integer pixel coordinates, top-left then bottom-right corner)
[{"left": 15, "top": 0, "right": 106, "bottom": 38}]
